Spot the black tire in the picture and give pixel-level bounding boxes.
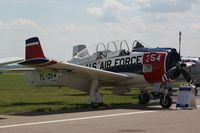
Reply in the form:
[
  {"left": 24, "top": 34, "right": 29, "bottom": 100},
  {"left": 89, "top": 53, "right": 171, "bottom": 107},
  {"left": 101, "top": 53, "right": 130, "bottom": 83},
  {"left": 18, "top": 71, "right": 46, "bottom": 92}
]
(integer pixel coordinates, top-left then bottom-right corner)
[
  {"left": 91, "top": 102, "right": 99, "bottom": 108},
  {"left": 91, "top": 102, "right": 103, "bottom": 108},
  {"left": 138, "top": 93, "right": 150, "bottom": 104},
  {"left": 160, "top": 94, "right": 172, "bottom": 109}
]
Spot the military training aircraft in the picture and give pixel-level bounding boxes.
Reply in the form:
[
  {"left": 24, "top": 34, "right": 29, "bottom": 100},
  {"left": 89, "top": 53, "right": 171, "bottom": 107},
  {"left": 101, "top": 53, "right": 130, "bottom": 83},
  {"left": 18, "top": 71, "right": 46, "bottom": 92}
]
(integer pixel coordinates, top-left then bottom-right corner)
[{"left": 17, "top": 37, "right": 194, "bottom": 109}]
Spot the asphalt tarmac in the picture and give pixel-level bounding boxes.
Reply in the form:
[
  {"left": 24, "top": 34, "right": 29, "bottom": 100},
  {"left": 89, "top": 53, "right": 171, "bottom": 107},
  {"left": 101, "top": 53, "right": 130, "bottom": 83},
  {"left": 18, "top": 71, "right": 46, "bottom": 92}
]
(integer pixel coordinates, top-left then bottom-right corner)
[{"left": 0, "top": 95, "right": 200, "bottom": 133}]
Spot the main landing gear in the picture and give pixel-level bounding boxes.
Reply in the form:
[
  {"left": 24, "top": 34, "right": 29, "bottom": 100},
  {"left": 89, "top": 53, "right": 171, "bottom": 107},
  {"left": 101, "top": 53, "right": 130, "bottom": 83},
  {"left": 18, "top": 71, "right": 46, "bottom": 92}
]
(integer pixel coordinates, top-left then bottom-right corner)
[
  {"left": 138, "top": 88, "right": 173, "bottom": 109},
  {"left": 89, "top": 79, "right": 103, "bottom": 108},
  {"left": 138, "top": 92, "right": 150, "bottom": 104}
]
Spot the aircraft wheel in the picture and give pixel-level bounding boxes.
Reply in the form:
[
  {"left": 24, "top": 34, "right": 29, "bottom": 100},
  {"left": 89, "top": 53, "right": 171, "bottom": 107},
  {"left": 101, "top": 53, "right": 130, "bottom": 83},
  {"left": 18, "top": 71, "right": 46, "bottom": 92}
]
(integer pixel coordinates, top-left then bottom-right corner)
[
  {"left": 91, "top": 102, "right": 103, "bottom": 108},
  {"left": 160, "top": 94, "right": 172, "bottom": 109},
  {"left": 138, "top": 93, "right": 150, "bottom": 104}
]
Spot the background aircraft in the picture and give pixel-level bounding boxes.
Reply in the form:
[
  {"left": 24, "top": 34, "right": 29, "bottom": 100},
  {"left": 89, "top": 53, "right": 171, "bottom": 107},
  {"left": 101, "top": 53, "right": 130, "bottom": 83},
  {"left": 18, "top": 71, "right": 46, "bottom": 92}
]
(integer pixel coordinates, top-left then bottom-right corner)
[
  {"left": 16, "top": 37, "right": 192, "bottom": 109},
  {"left": 177, "top": 57, "right": 200, "bottom": 95}
]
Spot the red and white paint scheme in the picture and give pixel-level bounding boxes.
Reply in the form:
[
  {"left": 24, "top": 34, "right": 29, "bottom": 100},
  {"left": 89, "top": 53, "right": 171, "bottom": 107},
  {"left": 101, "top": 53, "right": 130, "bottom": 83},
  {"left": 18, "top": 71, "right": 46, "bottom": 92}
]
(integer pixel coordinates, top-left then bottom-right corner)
[
  {"left": 25, "top": 38, "right": 45, "bottom": 60},
  {"left": 18, "top": 37, "right": 183, "bottom": 108}
]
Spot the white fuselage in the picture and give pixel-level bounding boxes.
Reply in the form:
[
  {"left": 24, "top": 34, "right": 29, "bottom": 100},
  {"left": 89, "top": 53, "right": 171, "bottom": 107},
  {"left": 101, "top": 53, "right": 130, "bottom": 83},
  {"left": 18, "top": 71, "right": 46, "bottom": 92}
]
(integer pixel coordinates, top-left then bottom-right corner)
[{"left": 25, "top": 51, "right": 149, "bottom": 92}]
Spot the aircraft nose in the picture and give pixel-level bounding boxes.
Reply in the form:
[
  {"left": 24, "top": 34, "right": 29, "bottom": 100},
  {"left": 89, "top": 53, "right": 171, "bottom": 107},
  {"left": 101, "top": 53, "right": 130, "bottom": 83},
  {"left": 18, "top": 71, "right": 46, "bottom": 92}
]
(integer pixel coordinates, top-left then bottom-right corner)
[{"left": 165, "top": 49, "right": 181, "bottom": 72}]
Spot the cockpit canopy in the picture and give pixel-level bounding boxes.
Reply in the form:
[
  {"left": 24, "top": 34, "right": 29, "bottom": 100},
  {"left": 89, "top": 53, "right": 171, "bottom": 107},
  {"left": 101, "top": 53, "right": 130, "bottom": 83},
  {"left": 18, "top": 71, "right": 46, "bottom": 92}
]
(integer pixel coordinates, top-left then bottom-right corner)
[{"left": 72, "top": 40, "right": 150, "bottom": 60}]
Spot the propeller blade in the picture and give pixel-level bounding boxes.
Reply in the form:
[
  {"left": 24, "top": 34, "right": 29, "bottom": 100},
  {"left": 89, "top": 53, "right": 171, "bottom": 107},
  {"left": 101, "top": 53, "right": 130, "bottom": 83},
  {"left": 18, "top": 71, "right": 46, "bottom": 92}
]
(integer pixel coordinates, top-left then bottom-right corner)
[
  {"left": 163, "top": 56, "right": 194, "bottom": 84},
  {"left": 166, "top": 66, "right": 181, "bottom": 80},
  {"left": 181, "top": 68, "right": 193, "bottom": 83}
]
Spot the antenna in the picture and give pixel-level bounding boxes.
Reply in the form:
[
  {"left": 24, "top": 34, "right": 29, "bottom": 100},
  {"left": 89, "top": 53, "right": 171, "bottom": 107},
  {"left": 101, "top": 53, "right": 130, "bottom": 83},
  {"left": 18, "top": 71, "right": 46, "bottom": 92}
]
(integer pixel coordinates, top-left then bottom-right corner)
[{"left": 179, "top": 31, "right": 182, "bottom": 55}]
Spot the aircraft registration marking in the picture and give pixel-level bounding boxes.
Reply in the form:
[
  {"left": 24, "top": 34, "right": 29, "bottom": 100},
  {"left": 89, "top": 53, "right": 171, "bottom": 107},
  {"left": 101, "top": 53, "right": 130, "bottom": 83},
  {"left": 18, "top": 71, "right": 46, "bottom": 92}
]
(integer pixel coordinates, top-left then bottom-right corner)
[{"left": 39, "top": 73, "right": 58, "bottom": 81}]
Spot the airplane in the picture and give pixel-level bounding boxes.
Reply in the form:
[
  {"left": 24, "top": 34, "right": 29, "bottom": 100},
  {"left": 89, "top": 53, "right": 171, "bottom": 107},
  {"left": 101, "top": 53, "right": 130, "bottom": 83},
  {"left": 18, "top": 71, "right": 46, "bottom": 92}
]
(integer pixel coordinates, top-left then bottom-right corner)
[
  {"left": 178, "top": 57, "right": 200, "bottom": 95},
  {"left": 16, "top": 37, "right": 193, "bottom": 109}
]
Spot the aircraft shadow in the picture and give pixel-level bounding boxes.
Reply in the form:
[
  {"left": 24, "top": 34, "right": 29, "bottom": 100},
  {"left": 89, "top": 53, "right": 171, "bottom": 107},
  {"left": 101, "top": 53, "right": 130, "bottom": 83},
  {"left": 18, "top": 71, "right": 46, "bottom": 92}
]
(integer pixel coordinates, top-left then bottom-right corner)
[
  {"left": 0, "top": 102, "right": 64, "bottom": 107},
  {"left": 0, "top": 118, "right": 7, "bottom": 120},
  {"left": 12, "top": 101, "right": 176, "bottom": 117}
]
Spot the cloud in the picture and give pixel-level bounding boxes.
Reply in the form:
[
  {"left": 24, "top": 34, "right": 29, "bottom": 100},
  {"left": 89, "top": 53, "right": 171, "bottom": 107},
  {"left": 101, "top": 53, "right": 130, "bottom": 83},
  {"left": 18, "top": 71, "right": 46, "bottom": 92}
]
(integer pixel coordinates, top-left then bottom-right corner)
[
  {"left": 87, "top": 7, "right": 103, "bottom": 17},
  {"left": 0, "top": 19, "right": 45, "bottom": 58},
  {"left": 136, "top": 0, "right": 200, "bottom": 13},
  {"left": 54, "top": 24, "right": 96, "bottom": 35},
  {"left": 0, "top": 19, "right": 39, "bottom": 30},
  {"left": 1, "top": 2, "right": 200, "bottom": 60},
  {"left": 87, "top": 0, "right": 131, "bottom": 23},
  {"left": 0, "top": 19, "right": 44, "bottom": 42},
  {"left": 0, "top": 19, "right": 100, "bottom": 60}
]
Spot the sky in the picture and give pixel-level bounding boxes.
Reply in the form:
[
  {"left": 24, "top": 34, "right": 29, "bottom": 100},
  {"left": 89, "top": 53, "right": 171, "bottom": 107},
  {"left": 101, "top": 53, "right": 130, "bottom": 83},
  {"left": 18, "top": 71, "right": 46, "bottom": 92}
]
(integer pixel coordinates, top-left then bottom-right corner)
[{"left": 1, "top": 0, "right": 200, "bottom": 60}]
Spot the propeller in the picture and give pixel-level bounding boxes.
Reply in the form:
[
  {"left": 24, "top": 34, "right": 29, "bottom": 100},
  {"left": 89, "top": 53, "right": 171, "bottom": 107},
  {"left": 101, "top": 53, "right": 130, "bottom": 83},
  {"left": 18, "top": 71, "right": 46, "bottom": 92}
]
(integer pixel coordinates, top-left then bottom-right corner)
[
  {"left": 167, "top": 31, "right": 194, "bottom": 84},
  {"left": 165, "top": 62, "right": 194, "bottom": 84}
]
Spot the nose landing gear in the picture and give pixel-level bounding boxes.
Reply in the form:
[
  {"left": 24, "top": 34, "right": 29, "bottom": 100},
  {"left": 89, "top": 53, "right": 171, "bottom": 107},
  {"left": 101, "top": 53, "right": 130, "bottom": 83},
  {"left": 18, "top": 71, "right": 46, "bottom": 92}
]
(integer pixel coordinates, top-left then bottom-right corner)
[
  {"left": 160, "top": 83, "right": 173, "bottom": 109},
  {"left": 138, "top": 93, "right": 150, "bottom": 104},
  {"left": 138, "top": 84, "right": 173, "bottom": 109},
  {"left": 160, "top": 94, "right": 172, "bottom": 109}
]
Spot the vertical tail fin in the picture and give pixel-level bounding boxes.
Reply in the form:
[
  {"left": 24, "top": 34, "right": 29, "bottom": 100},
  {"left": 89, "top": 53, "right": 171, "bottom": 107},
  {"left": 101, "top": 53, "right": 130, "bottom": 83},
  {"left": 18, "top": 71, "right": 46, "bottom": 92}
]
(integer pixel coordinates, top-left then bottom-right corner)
[{"left": 25, "top": 37, "right": 45, "bottom": 60}]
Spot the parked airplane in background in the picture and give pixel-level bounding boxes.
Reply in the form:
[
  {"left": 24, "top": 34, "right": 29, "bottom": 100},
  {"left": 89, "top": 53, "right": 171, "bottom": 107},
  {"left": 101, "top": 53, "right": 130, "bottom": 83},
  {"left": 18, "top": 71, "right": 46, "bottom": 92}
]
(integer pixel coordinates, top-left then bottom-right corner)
[
  {"left": 182, "top": 57, "right": 200, "bottom": 82},
  {"left": 17, "top": 37, "right": 193, "bottom": 109},
  {"left": 180, "top": 57, "right": 200, "bottom": 95},
  {"left": 0, "top": 57, "right": 23, "bottom": 66}
]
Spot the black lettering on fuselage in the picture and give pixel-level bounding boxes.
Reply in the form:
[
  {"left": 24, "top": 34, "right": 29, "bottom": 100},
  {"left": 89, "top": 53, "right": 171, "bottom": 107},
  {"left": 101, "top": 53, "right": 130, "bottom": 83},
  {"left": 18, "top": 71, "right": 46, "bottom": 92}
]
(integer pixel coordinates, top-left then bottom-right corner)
[
  {"left": 100, "top": 61, "right": 104, "bottom": 69},
  {"left": 137, "top": 56, "right": 142, "bottom": 64},
  {"left": 92, "top": 63, "right": 97, "bottom": 68},
  {"left": 125, "top": 57, "right": 130, "bottom": 65},
  {"left": 115, "top": 58, "right": 120, "bottom": 66},
  {"left": 107, "top": 60, "right": 112, "bottom": 69},
  {"left": 86, "top": 62, "right": 96, "bottom": 68},
  {"left": 131, "top": 57, "right": 136, "bottom": 64},
  {"left": 99, "top": 60, "right": 112, "bottom": 69},
  {"left": 86, "top": 55, "right": 143, "bottom": 70},
  {"left": 120, "top": 58, "right": 125, "bottom": 66}
]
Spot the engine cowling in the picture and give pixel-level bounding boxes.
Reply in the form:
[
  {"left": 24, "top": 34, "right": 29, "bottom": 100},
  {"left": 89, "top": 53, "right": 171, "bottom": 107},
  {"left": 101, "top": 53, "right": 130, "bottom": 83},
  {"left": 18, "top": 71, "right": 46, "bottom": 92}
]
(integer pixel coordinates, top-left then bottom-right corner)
[{"left": 143, "top": 49, "right": 180, "bottom": 83}]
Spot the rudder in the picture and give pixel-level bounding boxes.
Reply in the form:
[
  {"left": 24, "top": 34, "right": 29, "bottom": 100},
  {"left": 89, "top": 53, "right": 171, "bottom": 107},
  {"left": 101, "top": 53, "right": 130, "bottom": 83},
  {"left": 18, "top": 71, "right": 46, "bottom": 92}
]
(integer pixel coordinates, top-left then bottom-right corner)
[{"left": 25, "top": 37, "right": 45, "bottom": 60}]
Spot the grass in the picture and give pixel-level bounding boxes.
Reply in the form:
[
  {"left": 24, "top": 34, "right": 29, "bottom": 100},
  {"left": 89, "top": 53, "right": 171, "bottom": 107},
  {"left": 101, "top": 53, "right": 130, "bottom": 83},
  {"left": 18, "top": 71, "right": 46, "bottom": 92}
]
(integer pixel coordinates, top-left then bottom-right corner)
[{"left": 0, "top": 73, "right": 140, "bottom": 114}]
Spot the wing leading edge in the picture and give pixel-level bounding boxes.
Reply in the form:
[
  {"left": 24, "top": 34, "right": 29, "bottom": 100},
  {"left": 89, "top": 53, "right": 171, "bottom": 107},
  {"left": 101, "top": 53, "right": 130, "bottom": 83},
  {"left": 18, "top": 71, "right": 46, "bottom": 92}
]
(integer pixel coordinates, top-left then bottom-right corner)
[{"left": 19, "top": 58, "right": 137, "bottom": 83}]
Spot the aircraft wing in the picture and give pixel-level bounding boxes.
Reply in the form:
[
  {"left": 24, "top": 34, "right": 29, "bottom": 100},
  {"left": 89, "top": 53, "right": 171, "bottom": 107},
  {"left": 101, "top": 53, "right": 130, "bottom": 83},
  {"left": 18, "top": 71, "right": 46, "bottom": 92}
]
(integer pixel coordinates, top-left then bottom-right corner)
[
  {"left": 0, "top": 57, "right": 24, "bottom": 66},
  {"left": 19, "top": 58, "right": 134, "bottom": 83}
]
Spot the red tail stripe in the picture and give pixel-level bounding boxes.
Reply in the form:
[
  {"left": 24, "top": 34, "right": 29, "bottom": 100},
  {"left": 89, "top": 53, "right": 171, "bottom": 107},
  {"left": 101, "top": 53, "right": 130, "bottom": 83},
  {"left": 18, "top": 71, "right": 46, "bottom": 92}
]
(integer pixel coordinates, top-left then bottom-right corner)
[{"left": 26, "top": 44, "right": 45, "bottom": 60}]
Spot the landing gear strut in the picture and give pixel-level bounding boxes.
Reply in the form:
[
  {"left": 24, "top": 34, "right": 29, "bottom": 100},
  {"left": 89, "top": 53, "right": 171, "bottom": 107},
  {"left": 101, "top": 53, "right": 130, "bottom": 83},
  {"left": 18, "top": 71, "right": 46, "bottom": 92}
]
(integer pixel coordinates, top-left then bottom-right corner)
[
  {"left": 160, "top": 83, "right": 173, "bottom": 109},
  {"left": 89, "top": 79, "right": 103, "bottom": 108},
  {"left": 138, "top": 83, "right": 173, "bottom": 109}
]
